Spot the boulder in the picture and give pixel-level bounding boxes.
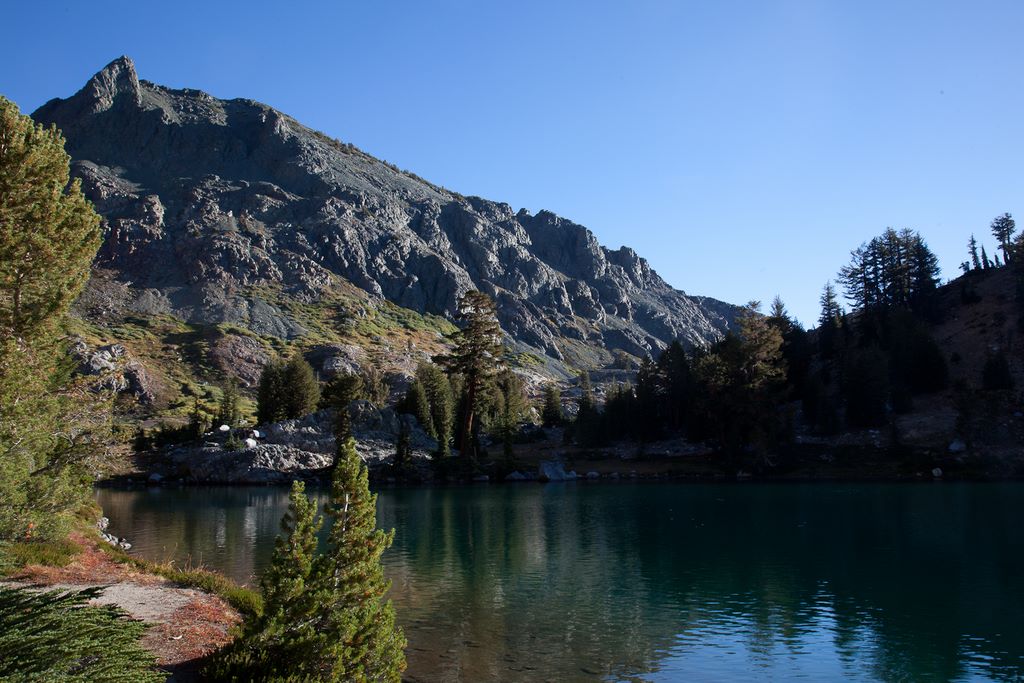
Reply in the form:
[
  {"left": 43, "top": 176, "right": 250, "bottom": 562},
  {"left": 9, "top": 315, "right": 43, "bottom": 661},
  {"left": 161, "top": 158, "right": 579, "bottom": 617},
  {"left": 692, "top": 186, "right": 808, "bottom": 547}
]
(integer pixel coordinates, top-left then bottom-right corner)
[{"left": 538, "top": 460, "right": 577, "bottom": 482}]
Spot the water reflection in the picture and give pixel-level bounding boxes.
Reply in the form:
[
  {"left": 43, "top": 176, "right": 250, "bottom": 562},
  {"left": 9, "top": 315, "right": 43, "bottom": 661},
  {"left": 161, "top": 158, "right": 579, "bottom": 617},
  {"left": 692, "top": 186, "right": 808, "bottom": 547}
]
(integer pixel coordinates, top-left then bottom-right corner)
[{"left": 97, "top": 483, "right": 1024, "bottom": 682}]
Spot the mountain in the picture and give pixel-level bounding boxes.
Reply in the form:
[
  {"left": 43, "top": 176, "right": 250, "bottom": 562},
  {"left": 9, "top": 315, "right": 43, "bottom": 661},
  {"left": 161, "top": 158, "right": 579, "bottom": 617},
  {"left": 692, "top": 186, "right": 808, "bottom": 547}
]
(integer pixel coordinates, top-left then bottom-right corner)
[{"left": 34, "top": 57, "right": 738, "bottom": 378}]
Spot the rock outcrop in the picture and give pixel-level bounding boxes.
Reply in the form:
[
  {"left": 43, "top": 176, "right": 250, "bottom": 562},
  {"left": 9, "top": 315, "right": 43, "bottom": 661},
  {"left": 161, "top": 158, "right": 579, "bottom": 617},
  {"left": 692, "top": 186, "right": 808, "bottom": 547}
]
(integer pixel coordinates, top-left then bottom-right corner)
[
  {"left": 70, "top": 337, "right": 158, "bottom": 404},
  {"left": 35, "top": 57, "right": 740, "bottom": 367},
  {"left": 153, "top": 401, "right": 436, "bottom": 483},
  {"left": 162, "top": 444, "right": 331, "bottom": 484}
]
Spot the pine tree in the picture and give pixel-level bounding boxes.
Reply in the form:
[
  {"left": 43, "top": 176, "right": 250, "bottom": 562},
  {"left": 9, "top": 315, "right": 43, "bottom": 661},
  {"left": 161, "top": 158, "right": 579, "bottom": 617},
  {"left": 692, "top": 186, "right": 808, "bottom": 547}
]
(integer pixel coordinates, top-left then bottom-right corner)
[
  {"left": 360, "top": 365, "right": 390, "bottom": 407},
  {"left": 991, "top": 213, "right": 1016, "bottom": 264},
  {"left": 0, "top": 98, "right": 104, "bottom": 540},
  {"left": 211, "top": 444, "right": 406, "bottom": 682},
  {"left": 188, "top": 396, "right": 208, "bottom": 440},
  {"left": 818, "top": 282, "right": 842, "bottom": 328},
  {"left": 312, "top": 436, "right": 406, "bottom": 681},
  {"left": 655, "top": 340, "right": 692, "bottom": 433},
  {"left": 416, "top": 362, "right": 454, "bottom": 458},
  {"left": 0, "top": 98, "right": 101, "bottom": 340},
  {"left": 540, "top": 384, "right": 563, "bottom": 427},
  {"left": 217, "top": 379, "right": 242, "bottom": 427},
  {"left": 400, "top": 379, "right": 433, "bottom": 438},
  {"left": 257, "top": 361, "right": 287, "bottom": 425},
  {"left": 981, "top": 244, "right": 992, "bottom": 269},
  {"left": 969, "top": 234, "right": 982, "bottom": 271},
  {"left": 282, "top": 353, "right": 320, "bottom": 419},
  {"left": 493, "top": 368, "right": 527, "bottom": 464},
  {"left": 435, "top": 291, "right": 504, "bottom": 461},
  {"left": 574, "top": 370, "right": 602, "bottom": 447},
  {"left": 578, "top": 371, "right": 594, "bottom": 415},
  {"left": 394, "top": 419, "right": 412, "bottom": 471}
]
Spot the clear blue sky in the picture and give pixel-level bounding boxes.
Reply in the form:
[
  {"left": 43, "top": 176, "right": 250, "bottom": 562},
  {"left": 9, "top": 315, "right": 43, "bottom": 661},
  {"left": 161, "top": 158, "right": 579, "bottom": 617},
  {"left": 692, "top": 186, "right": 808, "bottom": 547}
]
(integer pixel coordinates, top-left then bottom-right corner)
[{"left": 4, "top": 0, "right": 1022, "bottom": 325}]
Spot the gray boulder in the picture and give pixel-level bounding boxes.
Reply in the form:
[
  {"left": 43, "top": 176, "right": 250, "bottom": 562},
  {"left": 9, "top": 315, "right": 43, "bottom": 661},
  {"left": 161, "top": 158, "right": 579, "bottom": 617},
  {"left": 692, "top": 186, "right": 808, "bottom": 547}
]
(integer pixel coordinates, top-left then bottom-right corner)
[{"left": 539, "top": 460, "right": 578, "bottom": 482}]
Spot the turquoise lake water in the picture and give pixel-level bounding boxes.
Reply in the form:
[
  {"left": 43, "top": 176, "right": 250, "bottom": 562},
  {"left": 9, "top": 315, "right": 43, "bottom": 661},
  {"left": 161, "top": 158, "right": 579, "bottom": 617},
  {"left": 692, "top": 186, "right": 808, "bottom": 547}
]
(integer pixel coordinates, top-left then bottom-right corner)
[{"left": 96, "top": 482, "right": 1024, "bottom": 682}]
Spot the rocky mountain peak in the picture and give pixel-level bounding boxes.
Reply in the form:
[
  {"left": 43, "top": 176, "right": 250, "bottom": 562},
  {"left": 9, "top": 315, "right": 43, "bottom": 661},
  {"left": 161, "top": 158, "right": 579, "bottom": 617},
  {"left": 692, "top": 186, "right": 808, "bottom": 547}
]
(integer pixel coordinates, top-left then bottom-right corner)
[
  {"left": 75, "top": 55, "right": 141, "bottom": 114},
  {"left": 34, "top": 58, "right": 741, "bottom": 372}
]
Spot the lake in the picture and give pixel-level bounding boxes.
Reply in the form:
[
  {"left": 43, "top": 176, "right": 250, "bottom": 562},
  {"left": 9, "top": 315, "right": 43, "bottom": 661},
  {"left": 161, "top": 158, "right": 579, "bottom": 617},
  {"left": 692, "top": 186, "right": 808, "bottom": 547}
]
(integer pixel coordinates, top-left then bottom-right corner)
[{"left": 96, "top": 482, "right": 1024, "bottom": 682}]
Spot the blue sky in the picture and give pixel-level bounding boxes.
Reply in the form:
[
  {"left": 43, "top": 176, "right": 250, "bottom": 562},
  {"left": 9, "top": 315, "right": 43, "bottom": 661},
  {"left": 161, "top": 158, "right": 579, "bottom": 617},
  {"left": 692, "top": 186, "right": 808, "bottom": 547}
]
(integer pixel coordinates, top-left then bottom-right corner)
[{"left": 4, "top": 0, "right": 1022, "bottom": 325}]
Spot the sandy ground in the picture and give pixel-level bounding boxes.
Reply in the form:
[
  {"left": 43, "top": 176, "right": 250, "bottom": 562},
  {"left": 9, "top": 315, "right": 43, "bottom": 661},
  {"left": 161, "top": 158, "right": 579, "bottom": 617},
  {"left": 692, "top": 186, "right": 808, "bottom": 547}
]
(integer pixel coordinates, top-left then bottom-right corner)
[{"left": 8, "top": 533, "right": 241, "bottom": 681}]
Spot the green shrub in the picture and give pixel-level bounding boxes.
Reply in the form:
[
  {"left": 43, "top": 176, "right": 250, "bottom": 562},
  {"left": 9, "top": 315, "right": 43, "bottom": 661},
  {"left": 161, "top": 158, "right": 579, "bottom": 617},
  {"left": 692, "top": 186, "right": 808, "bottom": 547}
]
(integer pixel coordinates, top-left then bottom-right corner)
[
  {"left": 0, "top": 538, "right": 79, "bottom": 575},
  {"left": 0, "top": 585, "right": 164, "bottom": 682}
]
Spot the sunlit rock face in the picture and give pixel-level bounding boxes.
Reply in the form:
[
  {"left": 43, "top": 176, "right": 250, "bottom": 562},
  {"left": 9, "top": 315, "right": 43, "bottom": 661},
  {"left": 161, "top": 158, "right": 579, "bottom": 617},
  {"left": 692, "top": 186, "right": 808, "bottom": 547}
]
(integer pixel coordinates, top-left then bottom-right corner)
[{"left": 35, "top": 57, "right": 739, "bottom": 363}]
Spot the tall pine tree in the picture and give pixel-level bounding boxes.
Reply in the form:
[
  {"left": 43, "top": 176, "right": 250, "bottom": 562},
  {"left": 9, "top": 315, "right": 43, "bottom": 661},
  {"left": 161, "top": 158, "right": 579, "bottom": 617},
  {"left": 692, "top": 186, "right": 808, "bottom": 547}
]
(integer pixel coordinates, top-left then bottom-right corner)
[
  {"left": 991, "top": 213, "right": 1016, "bottom": 264},
  {"left": 0, "top": 97, "right": 104, "bottom": 540},
  {"left": 435, "top": 291, "right": 504, "bottom": 462}
]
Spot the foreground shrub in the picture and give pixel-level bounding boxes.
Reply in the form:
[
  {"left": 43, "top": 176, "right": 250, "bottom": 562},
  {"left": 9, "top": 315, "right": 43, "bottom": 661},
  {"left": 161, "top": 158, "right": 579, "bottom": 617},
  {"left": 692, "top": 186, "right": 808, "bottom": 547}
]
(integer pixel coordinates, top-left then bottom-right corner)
[{"left": 0, "top": 585, "right": 164, "bottom": 682}]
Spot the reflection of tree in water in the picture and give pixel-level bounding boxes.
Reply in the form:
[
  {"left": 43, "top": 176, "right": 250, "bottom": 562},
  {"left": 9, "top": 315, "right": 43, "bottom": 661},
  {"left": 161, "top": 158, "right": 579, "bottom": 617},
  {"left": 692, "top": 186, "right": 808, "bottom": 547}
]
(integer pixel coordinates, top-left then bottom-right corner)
[
  {"left": 98, "top": 487, "right": 294, "bottom": 584},
  {"left": 98, "top": 483, "right": 1024, "bottom": 682}
]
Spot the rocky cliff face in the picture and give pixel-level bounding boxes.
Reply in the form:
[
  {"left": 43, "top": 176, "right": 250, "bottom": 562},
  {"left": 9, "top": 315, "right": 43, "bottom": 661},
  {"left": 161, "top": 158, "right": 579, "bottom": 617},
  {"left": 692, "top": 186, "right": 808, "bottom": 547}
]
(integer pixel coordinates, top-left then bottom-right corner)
[{"left": 34, "top": 57, "right": 738, "bottom": 365}]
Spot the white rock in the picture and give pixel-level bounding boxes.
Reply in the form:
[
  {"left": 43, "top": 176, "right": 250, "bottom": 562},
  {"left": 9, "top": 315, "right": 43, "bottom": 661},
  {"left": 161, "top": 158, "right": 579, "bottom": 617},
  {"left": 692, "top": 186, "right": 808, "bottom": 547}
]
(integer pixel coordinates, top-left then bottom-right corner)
[
  {"left": 932, "top": 467, "right": 943, "bottom": 478},
  {"left": 219, "top": 424, "right": 231, "bottom": 432},
  {"left": 586, "top": 471, "right": 600, "bottom": 479},
  {"left": 244, "top": 438, "right": 258, "bottom": 448}
]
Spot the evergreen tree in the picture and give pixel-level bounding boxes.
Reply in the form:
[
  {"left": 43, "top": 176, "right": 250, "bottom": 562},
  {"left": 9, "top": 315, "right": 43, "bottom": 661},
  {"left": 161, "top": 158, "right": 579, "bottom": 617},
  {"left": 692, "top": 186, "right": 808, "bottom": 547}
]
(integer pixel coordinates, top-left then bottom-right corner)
[
  {"left": 214, "top": 439, "right": 406, "bottom": 681},
  {"left": 188, "top": 396, "right": 208, "bottom": 440},
  {"left": 981, "top": 244, "right": 992, "bottom": 269},
  {"left": 837, "top": 229, "right": 939, "bottom": 312},
  {"left": 0, "top": 98, "right": 104, "bottom": 540},
  {"left": 655, "top": 340, "right": 692, "bottom": 433},
  {"left": 768, "top": 295, "right": 792, "bottom": 333},
  {"left": 634, "top": 356, "right": 661, "bottom": 441},
  {"left": 321, "top": 372, "right": 364, "bottom": 410},
  {"left": 435, "top": 291, "right": 504, "bottom": 461},
  {"left": 969, "top": 234, "right": 982, "bottom": 271},
  {"left": 257, "top": 361, "right": 287, "bottom": 425},
  {"left": 842, "top": 346, "right": 890, "bottom": 428},
  {"left": 312, "top": 436, "right": 406, "bottom": 680},
  {"left": 416, "top": 363, "right": 454, "bottom": 459},
  {"left": 400, "top": 379, "right": 433, "bottom": 437},
  {"left": 493, "top": 368, "right": 528, "bottom": 464},
  {"left": 540, "top": 383, "right": 563, "bottom": 427},
  {"left": 578, "top": 371, "right": 595, "bottom": 414},
  {"left": 692, "top": 302, "right": 786, "bottom": 458},
  {"left": 573, "top": 370, "right": 601, "bottom": 447},
  {"left": 818, "top": 282, "right": 842, "bottom": 329},
  {"left": 282, "top": 353, "right": 320, "bottom": 419},
  {"left": 0, "top": 98, "right": 101, "bottom": 339},
  {"left": 217, "top": 379, "right": 242, "bottom": 427},
  {"left": 991, "top": 213, "right": 1016, "bottom": 264},
  {"left": 394, "top": 419, "right": 412, "bottom": 471},
  {"left": 360, "top": 365, "right": 390, "bottom": 407}
]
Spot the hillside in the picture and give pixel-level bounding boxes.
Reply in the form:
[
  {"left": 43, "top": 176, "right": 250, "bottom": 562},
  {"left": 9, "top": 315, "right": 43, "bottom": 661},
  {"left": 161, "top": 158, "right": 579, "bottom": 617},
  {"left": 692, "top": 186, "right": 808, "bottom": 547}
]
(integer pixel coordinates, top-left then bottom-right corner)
[{"left": 32, "top": 56, "right": 740, "bottom": 414}]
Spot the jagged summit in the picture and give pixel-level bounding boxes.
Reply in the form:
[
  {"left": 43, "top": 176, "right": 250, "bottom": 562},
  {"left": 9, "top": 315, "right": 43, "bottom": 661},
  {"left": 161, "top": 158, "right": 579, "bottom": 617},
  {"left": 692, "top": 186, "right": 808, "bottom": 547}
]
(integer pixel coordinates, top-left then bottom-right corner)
[{"left": 33, "top": 58, "right": 739, "bottom": 368}]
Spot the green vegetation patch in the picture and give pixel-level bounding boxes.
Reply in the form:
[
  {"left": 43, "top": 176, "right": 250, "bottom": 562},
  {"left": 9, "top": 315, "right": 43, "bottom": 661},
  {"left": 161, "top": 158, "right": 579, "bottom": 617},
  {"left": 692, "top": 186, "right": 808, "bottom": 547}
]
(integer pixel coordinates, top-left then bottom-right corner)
[{"left": 0, "top": 585, "right": 165, "bottom": 682}]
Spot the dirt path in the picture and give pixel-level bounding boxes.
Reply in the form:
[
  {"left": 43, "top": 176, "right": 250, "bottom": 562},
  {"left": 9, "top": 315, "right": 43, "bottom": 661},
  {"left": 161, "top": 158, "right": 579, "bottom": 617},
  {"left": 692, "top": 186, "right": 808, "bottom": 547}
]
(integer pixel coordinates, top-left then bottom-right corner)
[{"left": 8, "top": 534, "right": 241, "bottom": 681}]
